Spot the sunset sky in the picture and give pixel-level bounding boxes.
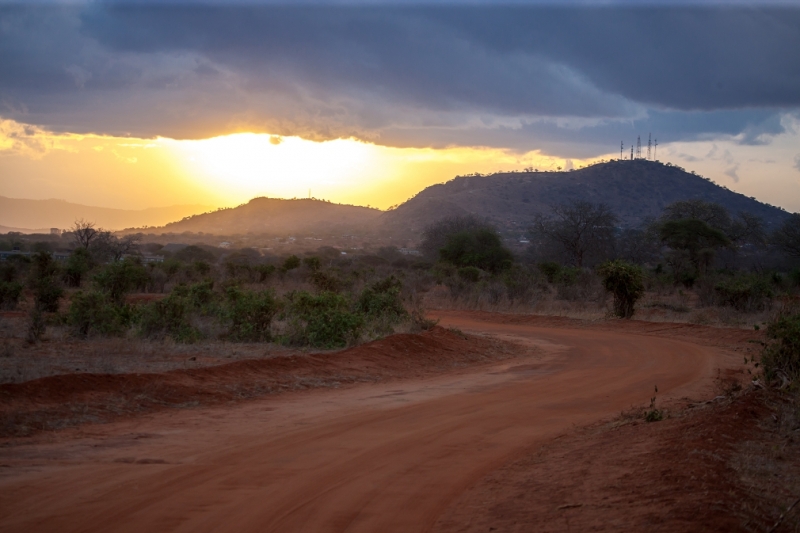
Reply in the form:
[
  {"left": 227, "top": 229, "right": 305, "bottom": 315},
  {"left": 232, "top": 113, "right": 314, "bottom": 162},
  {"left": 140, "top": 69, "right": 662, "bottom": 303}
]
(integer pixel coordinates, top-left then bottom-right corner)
[{"left": 1, "top": 1, "right": 799, "bottom": 213}]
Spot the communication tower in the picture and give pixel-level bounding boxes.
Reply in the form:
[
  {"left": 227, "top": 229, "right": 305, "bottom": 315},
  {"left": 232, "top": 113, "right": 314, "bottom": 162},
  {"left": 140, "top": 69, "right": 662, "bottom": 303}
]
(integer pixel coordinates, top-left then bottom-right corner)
[
  {"left": 636, "top": 136, "right": 641, "bottom": 159},
  {"left": 630, "top": 146, "right": 634, "bottom": 160},
  {"left": 647, "top": 133, "right": 652, "bottom": 160},
  {"left": 654, "top": 139, "right": 658, "bottom": 161},
  {"left": 620, "top": 141, "right": 624, "bottom": 160}
]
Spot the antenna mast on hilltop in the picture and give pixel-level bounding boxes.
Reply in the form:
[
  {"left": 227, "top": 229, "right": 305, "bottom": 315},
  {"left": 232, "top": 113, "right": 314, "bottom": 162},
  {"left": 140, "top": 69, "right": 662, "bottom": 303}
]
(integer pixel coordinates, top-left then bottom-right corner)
[
  {"left": 620, "top": 141, "right": 624, "bottom": 160},
  {"left": 647, "top": 133, "right": 652, "bottom": 160},
  {"left": 636, "top": 135, "right": 642, "bottom": 159},
  {"left": 654, "top": 139, "right": 658, "bottom": 161},
  {"left": 630, "top": 146, "right": 634, "bottom": 160}
]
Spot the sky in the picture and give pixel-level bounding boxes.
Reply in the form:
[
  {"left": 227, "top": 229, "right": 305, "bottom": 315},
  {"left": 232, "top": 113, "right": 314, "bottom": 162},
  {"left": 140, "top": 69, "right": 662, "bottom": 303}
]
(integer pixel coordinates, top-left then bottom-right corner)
[{"left": 1, "top": 1, "right": 799, "bottom": 213}]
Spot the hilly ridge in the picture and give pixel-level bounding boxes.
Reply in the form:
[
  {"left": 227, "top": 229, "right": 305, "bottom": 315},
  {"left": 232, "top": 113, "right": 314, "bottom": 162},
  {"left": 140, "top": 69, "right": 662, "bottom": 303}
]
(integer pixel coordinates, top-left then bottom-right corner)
[
  {"left": 156, "top": 197, "right": 382, "bottom": 236},
  {"left": 380, "top": 159, "right": 790, "bottom": 234}
]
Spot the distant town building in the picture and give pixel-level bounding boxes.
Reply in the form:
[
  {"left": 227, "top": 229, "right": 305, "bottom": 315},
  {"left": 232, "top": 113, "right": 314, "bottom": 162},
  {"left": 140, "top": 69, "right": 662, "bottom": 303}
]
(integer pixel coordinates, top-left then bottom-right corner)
[
  {"left": 50, "top": 228, "right": 61, "bottom": 235},
  {"left": 219, "top": 242, "right": 231, "bottom": 249}
]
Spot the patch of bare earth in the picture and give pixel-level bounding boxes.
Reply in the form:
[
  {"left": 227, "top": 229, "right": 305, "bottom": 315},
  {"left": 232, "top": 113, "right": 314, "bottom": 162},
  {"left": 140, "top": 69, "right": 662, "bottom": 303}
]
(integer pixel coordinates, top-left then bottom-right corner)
[
  {"left": 0, "top": 326, "right": 529, "bottom": 439},
  {"left": 433, "top": 385, "right": 800, "bottom": 533}
]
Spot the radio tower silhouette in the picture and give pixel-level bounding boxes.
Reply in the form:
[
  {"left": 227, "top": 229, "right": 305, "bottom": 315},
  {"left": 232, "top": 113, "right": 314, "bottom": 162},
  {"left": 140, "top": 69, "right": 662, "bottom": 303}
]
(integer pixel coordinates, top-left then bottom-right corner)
[
  {"left": 647, "top": 133, "right": 652, "bottom": 160},
  {"left": 620, "top": 141, "right": 624, "bottom": 160},
  {"left": 654, "top": 139, "right": 658, "bottom": 161},
  {"left": 636, "top": 136, "right": 642, "bottom": 159},
  {"left": 630, "top": 146, "right": 634, "bottom": 160}
]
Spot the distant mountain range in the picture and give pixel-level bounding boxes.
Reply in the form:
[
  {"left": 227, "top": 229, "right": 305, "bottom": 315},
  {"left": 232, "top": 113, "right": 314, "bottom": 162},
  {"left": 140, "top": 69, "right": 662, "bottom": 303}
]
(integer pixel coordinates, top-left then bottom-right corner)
[
  {"left": 3, "top": 160, "right": 791, "bottom": 239},
  {"left": 380, "top": 159, "right": 791, "bottom": 235},
  {"left": 0, "top": 197, "right": 212, "bottom": 232}
]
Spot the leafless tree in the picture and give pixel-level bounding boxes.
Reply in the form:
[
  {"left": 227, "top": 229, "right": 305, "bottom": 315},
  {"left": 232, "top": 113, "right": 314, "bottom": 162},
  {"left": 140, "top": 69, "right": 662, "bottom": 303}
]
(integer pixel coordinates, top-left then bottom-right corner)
[
  {"left": 93, "top": 232, "right": 141, "bottom": 262},
  {"left": 71, "top": 219, "right": 99, "bottom": 249},
  {"left": 530, "top": 201, "right": 618, "bottom": 267}
]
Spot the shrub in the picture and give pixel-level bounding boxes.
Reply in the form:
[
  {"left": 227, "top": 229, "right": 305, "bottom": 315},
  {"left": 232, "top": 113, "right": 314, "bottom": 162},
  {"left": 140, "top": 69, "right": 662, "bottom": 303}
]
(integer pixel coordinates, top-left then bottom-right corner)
[
  {"left": 761, "top": 310, "right": 800, "bottom": 387},
  {"left": 137, "top": 291, "right": 203, "bottom": 343},
  {"left": 357, "top": 276, "right": 407, "bottom": 321},
  {"left": 94, "top": 259, "right": 149, "bottom": 303},
  {"left": 597, "top": 260, "right": 645, "bottom": 319},
  {"left": 64, "top": 248, "right": 93, "bottom": 287},
  {"left": 0, "top": 281, "right": 23, "bottom": 310},
  {"left": 303, "top": 256, "right": 322, "bottom": 271},
  {"left": 714, "top": 275, "right": 773, "bottom": 312},
  {"left": 457, "top": 266, "right": 482, "bottom": 282},
  {"left": 538, "top": 262, "right": 562, "bottom": 284},
  {"left": 284, "top": 291, "right": 362, "bottom": 348},
  {"left": 220, "top": 286, "right": 280, "bottom": 342},
  {"left": 439, "top": 227, "right": 513, "bottom": 273},
  {"left": 282, "top": 255, "right": 301, "bottom": 271},
  {"left": 32, "top": 276, "right": 64, "bottom": 313},
  {"left": 311, "top": 270, "right": 340, "bottom": 292},
  {"left": 67, "top": 290, "right": 132, "bottom": 338}
]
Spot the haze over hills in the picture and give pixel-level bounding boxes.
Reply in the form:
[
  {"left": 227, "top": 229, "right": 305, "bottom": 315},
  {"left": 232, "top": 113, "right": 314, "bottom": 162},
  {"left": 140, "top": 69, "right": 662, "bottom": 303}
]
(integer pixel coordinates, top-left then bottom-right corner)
[
  {"left": 7, "top": 160, "right": 791, "bottom": 240},
  {"left": 0, "top": 196, "right": 212, "bottom": 232},
  {"left": 381, "top": 160, "right": 791, "bottom": 235},
  {"left": 150, "top": 197, "right": 382, "bottom": 236}
]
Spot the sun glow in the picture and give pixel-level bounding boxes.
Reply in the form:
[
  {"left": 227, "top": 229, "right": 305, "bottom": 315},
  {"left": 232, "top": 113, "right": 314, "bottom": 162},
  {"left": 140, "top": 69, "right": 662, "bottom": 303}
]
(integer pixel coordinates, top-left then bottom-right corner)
[{"left": 0, "top": 117, "right": 606, "bottom": 212}]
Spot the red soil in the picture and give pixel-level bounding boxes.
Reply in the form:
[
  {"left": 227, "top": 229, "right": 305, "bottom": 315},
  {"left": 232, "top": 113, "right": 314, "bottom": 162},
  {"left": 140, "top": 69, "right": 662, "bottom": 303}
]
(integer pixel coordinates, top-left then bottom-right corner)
[{"left": 0, "top": 311, "right": 783, "bottom": 533}]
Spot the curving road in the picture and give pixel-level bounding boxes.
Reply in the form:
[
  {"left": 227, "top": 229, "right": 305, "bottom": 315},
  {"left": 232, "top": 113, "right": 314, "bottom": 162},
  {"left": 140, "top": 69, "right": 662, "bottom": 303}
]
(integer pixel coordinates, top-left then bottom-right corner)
[{"left": 0, "top": 312, "right": 736, "bottom": 532}]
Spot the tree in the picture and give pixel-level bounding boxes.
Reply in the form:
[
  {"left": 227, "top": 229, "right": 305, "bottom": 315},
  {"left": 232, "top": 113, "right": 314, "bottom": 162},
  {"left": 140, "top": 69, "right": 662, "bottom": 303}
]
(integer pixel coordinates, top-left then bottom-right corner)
[
  {"left": 92, "top": 232, "right": 141, "bottom": 262},
  {"left": 421, "top": 215, "right": 492, "bottom": 261},
  {"left": 771, "top": 213, "right": 800, "bottom": 260},
  {"left": 662, "top": 200, "right": 732, "bottom": 232},
  {"left": 530, "top": 201, "right": 618, "bottom": 267},
  {"left": 71, "top": 219, "right": 99, "bottom": 249},
  {"left": 659, "top": 219, "right": 730, "bottom": 276},
  {"left": 597, "top": 260, "right": 644, "bottom": 319},
  {"left": 439, "top": 227, "right": 513, "bottom": 273}
]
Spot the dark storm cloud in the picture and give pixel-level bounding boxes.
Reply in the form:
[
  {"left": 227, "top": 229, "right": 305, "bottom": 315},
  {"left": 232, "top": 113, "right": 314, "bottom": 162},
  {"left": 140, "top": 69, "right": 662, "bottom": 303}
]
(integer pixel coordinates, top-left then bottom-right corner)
[{"left": 0, "top": 3, "right": 799, "bottom": 151}]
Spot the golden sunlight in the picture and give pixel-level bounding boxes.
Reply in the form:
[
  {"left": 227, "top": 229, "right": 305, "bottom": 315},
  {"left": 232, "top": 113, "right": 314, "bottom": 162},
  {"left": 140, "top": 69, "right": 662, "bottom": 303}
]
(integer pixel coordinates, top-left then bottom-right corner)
[{"left": 0, "top": 117, "right": 602, "bottom": 211}]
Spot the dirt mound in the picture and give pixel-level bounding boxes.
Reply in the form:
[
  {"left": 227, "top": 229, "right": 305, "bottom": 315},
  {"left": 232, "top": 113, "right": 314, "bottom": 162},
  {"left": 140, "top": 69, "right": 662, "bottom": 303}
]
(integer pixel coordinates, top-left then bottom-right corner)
[{"left": 0, "top": 327, "right": 523, "bottom": 438}]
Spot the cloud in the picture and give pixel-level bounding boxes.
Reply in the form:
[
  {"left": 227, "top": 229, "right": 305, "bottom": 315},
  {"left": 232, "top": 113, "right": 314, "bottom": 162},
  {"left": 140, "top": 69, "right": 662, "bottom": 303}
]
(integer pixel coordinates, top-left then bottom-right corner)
[
  {"left": 724, "top": 163, "right": 740, "bottom": 182},
  {"left": 0, "top": 118, "right": 72, "bottom": 158},
  {"left": 0, "top": 4, "right": 799, "bottom": 153},
  {"left": 794, "top": 154, "right": 800, "bottom": 172}
]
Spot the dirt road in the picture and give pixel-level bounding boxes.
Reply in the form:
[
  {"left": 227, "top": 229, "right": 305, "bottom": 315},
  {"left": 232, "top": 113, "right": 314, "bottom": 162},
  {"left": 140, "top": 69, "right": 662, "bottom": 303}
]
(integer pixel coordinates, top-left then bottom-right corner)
[{"left": 0, "top": 312, "right": 740, "bottom": 532}]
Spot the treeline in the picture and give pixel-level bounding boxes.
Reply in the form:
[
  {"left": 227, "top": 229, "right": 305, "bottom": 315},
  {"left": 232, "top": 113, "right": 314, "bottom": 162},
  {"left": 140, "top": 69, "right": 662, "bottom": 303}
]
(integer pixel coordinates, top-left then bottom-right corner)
[{"left": 420, "top": 199, "right": 800, "bottom": 318}]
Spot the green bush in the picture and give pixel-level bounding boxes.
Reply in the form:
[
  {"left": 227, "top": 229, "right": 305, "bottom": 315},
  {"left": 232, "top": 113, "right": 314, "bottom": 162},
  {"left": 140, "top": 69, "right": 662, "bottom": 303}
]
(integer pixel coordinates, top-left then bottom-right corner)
[
  {"left": 538, "top": 262, "right": 562, "bottom": 284},
  {"left": 457, "top": 266, "right": 481, "bottom": 282},
  {"left": 137, "top": 291, "right": 202, "bottom": 343},
  {"left": 714, "top": 275, "right": 773, "bottom": 312},
  {"left": 220, "top": 286, "right": 280, "bottom": 342},
  {"left": 597, "top": 260, "right": 645, "bottom": 319},
  {"left": 439, "top": 228, "right": 513, "bottom": 273},
  {"left": 357, "top": 275, "right": 407, "bottom": 321},
  {"left": 283, "top": 255, "right": 301, "bottom": 271},
  {"left": 0, "top": 281, "right": 23, "bottom": 310},
  {"left": 761, "top": 311, "right": 800, "bottom": 386},
  {"left": 284, "top": 290, "right": 362, "bottom": 348},
  {"left": 94, "top": 259, "right": 149, "bottom": 303},
  {"left": 303, "top": 256, "right": 322, "bottom": 271},
  {"left": 33, "top": 276, "right": 64, "bottom": 313},
  {"left": 64, "top": 248, "right": 93, "bottom": 287},
  {"left": 67, "top": 290, "right": 132, "bottom": 338}
]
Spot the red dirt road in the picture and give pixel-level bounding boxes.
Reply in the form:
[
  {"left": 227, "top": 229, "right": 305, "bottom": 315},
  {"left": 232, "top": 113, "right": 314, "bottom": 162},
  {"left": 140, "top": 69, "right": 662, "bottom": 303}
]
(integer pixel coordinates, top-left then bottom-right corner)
[{"left": 0, "top": 312, "right": 741, "bottom": 532}]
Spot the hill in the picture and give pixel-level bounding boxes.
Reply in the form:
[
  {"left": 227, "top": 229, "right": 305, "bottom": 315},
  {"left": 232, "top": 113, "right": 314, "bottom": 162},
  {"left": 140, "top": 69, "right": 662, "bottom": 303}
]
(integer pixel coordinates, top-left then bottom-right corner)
[
  {"left": 381, "top": 159, "right": 790, "bottom": 235},
  {"left": 150, "top": 197, "right": 382, "bottom": 236},
  {"left": 0, "top": 197, "right": 212, "bottom": 232}
]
